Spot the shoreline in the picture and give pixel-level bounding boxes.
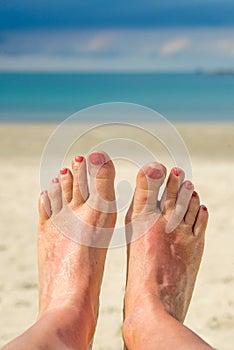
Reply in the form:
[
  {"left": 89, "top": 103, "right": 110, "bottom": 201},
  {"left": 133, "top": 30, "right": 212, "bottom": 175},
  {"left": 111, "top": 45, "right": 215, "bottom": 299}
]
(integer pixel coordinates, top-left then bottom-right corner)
[{"left": 0, "top": 122, "right": 233, "bottom": 159}]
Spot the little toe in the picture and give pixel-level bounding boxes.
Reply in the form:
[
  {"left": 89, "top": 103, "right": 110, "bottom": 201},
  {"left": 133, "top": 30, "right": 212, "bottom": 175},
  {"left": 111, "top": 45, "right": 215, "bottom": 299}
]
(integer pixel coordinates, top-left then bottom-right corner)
[
  {"left": 49, "top": 177, "right": 63, "bottom": 215},
  {"left": 160, "top": 167, "right": 185, "bottom": 213},
  {"left": 194, "top": 205, "right": 209, "bottom": 237},
  {"left": 88, "top": 151, "right": 116, "bottom": 210},
  {"left": 166, "top": 180, "right": 194, "bottom": 232},
  {"left": 38, "top": 190, "right": 51, "bottom": 223},
  {"left": 71, "top": 156, "right": 89, "bottom": 206},
  {"left": 60, "top": 168, "right": 73, "bottom": 204},
  {"left": 131, "top": 162, "right": 166, "bottom": 217},
  {"left": 184, "top": 191, "right": 200, "bottom": 226}
]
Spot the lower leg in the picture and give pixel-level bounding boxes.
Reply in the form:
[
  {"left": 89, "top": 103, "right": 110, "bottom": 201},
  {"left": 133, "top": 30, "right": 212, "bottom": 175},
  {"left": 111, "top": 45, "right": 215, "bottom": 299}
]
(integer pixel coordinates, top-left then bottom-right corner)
[
  {"left": 123, "top": 299, "right": 214, "bottom": 350},
  {"left": 2, "top": 305, "right": 92, "bottom": 350}
]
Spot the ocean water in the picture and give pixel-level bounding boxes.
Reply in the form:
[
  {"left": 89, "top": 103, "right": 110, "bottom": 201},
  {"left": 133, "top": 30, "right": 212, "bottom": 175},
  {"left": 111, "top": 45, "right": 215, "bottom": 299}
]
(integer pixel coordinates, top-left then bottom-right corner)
[{"left": 0, "top": 72, "right": 234, "bottom": 122}]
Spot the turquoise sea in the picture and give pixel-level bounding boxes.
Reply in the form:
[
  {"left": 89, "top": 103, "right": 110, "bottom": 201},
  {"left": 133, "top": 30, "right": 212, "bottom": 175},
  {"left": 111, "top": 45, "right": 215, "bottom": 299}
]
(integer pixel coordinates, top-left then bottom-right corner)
[{"left": 0, "top": 73, "right": 234, "bottom": 122}]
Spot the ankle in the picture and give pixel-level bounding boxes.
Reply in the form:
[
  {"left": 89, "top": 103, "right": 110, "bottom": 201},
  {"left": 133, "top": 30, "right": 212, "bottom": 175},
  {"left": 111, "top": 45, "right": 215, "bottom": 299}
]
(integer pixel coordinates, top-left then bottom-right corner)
[
  {"left": 39, "top": 287, "right": 99, "bottom": 327},
  {"left": 123, "top": 294, "right": 167, "bottom": 348},
  {"left": 38, "top": 304, "right": 96, "bottom": 349},
  {"left": 124, "top": 288, "right": 165, "bottom": 318}
]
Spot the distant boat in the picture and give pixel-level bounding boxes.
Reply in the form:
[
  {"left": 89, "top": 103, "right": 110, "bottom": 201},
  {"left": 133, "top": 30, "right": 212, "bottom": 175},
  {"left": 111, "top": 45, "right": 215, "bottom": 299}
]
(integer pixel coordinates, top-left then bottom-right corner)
[{"left": 204, "top": 69, "right": 234, "bottom": 76}]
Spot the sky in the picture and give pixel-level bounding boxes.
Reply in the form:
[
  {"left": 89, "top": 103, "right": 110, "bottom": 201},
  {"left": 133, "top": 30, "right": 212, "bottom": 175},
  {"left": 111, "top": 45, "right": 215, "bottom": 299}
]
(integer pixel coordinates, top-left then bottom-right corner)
[{"left": 0, "top": 0, "right": 234, "bottom": 72}]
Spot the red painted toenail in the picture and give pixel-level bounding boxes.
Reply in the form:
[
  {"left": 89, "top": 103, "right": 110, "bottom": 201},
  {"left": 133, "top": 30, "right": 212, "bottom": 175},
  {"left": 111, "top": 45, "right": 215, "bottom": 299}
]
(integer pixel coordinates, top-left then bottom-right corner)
[
  {"left": 146, "top": 167, "right": 163, "bottom": 179},
  {"left": 52, "top": 177, "right": 59, "bottom": 183},
  {"left": 185, "top": 181, "right": 193, "bottom": 190},
  {"left": 171, "top": 168, "right": 179, "bottom": 176},
  {"left": 192, "top": 191, "right": 198, "bottom": 197},
  {"left": 89, "top": 152, "right": 106, "bottom": 165},
  {"left": 60, "top": 168, "right": 68, "bottom": 175},
  {"left": 202, "top": 205, "right": 208, "bottom": 211},
  {"left": 75, "top": 156, "right": 84, "bottom": 163}
]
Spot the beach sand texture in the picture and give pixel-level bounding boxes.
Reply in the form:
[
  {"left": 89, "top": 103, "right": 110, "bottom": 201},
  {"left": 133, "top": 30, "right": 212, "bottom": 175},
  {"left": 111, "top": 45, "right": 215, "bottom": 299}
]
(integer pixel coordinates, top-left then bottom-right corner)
[{"left": 0, "top": 122, "right": 234, "bottom": 349}]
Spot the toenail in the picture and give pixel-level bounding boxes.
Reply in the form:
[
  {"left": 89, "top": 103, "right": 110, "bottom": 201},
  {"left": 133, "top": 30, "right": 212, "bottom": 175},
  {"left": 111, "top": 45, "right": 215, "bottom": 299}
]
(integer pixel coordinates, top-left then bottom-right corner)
[
  {"left": 171, "top": 167, "right": 180, "bottom": 176},
  {"left": 75, "top": 156, "right": 84, "bottom": 163},
  {"left": 60, "top": 168, "right": 68, "bottom": 175},
  {"left": 201, "top": 205, "right": 208, "bottom": 211},
  {"left": 89, "top": 152, "right": 106, "bottom": 165},
  {"left": 146, "top": 167, "right": 164, "bottom": 179},
  {"left": 52, "top": 177, "right": 59, "bottom": 183},
  {"left": 192, "top": 191, "right": 198, "bottom": 197},
  {"left": 184, "top": 181, "right": 193, "bottom": 190},
  {"left": 40, "top": 190, "right": 47, "bottom": 195}
]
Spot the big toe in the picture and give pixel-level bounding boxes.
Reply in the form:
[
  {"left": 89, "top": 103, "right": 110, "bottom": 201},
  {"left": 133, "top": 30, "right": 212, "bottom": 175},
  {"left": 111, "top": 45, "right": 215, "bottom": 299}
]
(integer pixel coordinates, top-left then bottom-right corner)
[
  {"left": 87, "top": 151, "right": 116, "bottom": 212},
  {"left": 129, "top": 162, "right": 166, "bottom": 219}
]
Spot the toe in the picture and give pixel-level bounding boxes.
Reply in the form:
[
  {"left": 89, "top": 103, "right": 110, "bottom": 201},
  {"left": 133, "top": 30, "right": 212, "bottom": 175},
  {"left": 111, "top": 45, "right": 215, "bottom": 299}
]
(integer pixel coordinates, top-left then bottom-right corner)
[
  {"left": 59, "top": 167, "right": 73, "bottom": 204},
  {"left": 88, "top": 151, "right": 116, "bottom": 203},
  {"left": 193, "top": 205, "right": 209, "bottom": 237},
  {"left": 49, "top": 177, "right": 63, "bottom": 215},
  {"left": 184, "top": 191, "right": 200, "bottom": 226},
  {"left": 160, "top": 167, "right": 185, "bottom": 213},
  {"left": 131, "top": 162, "right": 166, "bottom": 217},
  {"left": 71, "top": 156, "right": 89, "bottom": 206},
  {"left": 166, "top": 180, "right": 194, "bottom": 232},
  {"left": 38, "top": 190, "right": 51, "bottom": 223}
]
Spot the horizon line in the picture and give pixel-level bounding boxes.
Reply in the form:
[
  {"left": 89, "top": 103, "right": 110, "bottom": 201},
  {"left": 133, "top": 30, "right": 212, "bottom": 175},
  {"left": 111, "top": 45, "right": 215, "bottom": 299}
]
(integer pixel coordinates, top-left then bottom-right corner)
[{"left": 0, "top": 68, "right": 233, "bottom": 74}]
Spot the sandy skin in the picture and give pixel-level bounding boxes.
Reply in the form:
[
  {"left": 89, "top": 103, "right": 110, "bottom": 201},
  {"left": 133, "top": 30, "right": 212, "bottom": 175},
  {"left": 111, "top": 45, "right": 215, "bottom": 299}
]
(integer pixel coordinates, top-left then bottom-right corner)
[
  {"left": 2, "top": 157, "right": 214, "bottom": 350},
  {"left": 3, "top": 151, "right": 117, "bottom": 350},
  {"left": 123, "top": 163, "right": 212, "bottom": 349}
]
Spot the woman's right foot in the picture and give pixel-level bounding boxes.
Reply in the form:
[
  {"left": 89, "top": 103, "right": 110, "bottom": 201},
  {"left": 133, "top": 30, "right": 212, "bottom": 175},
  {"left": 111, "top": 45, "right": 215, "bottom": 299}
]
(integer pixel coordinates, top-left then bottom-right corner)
[{"left": 123, "top": 163, "right": 209, "bottom": 349}]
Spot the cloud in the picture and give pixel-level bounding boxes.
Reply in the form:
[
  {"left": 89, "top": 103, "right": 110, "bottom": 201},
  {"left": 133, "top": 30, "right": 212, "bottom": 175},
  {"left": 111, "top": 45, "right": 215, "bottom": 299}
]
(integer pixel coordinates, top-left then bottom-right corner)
[
  {"left": 160, "top": 37, "right": 191, "bottom": 55},
  {"left": 85, "top": 32, "right": 116, "bottom": 52},
  {"left": 0, "top": 30, "right": 120, "bottom": 56},
  {"left": 215, "top": 39, "right": 234, "bottom": 57},
  {"left": 0, "top": 28, "right": 234, "bottom": 72}
]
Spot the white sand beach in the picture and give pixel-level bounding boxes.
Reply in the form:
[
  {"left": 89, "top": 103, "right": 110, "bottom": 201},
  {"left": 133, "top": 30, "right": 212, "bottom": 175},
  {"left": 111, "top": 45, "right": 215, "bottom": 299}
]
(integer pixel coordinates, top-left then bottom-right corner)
[{"left": 0, "top": 122, "right": 234, "bottom": 349}]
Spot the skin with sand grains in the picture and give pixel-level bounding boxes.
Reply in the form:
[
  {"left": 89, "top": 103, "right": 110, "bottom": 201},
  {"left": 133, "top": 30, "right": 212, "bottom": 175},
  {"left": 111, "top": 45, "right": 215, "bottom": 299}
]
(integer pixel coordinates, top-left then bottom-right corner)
[{"left": 2, "top": 152, "right": 214, "bottom": 350}]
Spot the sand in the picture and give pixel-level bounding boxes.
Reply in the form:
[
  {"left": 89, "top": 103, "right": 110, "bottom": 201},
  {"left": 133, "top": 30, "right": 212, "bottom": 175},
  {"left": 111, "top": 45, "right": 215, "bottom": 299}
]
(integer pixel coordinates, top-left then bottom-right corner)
[{"left": 0, "top": 122, "right": 234, "bottom": 349}]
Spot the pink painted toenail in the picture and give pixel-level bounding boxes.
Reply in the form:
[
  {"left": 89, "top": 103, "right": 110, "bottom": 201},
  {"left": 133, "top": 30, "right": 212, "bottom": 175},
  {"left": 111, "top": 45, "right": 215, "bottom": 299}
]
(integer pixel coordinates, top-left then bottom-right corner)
[
  {"left": 171, "top": 168, "right": 180, "bottom": 176},
  {"left": 185, "top": 181, "right": 193, "bottom": 190},
  {"left": 201, "top": 205, "right": 208, "bottom": 211},
  {"left": 192, "top": 191, "right": 198, "bottom": 197},
  {"left": 41, "top": 190, "right": 47, "bottom": 195},
  {"left": 75, "top": 156, "right": 84, "bottom": 163},
  {"left": 60, "top": 168, "right": 68, "bottom": 175},
  {"left": 146, "top": 167, "right": 163, "bottom": 179},
  {"left": 89, "top": 152, "right": 106, "bottom": 165},
  {"left": 52, "top": 177, "right": 59, "bottom": 183}
]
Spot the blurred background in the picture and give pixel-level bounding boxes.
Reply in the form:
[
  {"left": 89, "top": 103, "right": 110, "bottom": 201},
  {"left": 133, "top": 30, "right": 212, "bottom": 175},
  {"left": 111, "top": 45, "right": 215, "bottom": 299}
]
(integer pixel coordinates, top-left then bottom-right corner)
[{"left": 0, "top": 0, "right": 234, "bottom": 122}]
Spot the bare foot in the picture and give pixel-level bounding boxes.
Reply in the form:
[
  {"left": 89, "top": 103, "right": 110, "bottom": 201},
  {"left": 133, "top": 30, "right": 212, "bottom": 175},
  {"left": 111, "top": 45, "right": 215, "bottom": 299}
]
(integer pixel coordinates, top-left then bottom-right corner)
[
  {"left": 123, "top": 163, "right": 209, "bottom": 349},
  {"left": 37, "top": 151, "right": 116, "bottom": 348}
]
